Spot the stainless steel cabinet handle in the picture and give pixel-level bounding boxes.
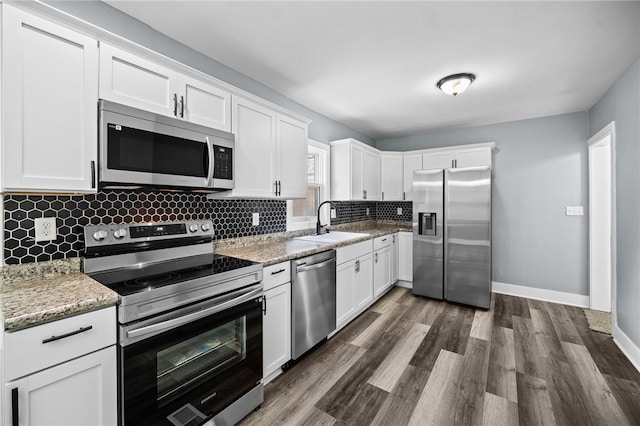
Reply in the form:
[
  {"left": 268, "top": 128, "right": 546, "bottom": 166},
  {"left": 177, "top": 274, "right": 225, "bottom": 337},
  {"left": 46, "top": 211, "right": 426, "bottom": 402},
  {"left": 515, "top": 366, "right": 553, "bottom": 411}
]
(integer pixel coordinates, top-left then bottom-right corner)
[
  {"left": 382, "top": 192, "right": 384, "bottom": 200},
  {"left": 42, "top": 326, "right": 93, "bottom": 344},
  {"left": 403, "top": 191, "right": 406, "bottom": 201},
  {"left": 363, "top": 190, "right": 367, "bottom": 200},
  {"left": 271, "top": 268, "right": 286, "bottom": 275},
  {"left": 173, "top": 93, "right": 178, "bottom": 116},
  {"left": 262, "top": 296, "right": 267, "bottom": 316},
  {"left": 392, "top": 235, "right": 396, "bottom": 243},
  {"left": 355, "top": 259, "right": 360, "bottom": 272},
  {"left": 179, "top": 95, "right": 185, "bottom": 118},
  {"left": 274, "top": 180, "right": 278, "bottom": 196},
  {"left": 296, "top": 258, "right": 336, "bottom": 273},
  {"left": 277, "top": 180, "right": 282, "bottom": 196},
  {"left": 91, "top": 160, "right": 96, "bottom": 189},
  {"left": 375, "top": 253, "right": 378, "bottom": 263},
  {"left": 11, "top": 388, "right": 18, "bottom": 426}
]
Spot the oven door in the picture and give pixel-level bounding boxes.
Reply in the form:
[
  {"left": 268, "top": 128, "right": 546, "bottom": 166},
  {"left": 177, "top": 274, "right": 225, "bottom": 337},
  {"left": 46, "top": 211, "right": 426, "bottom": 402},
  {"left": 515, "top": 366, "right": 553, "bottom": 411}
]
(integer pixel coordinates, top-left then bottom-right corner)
[{"left": 120, "top": 285, "right": 263, "bottom": 425}]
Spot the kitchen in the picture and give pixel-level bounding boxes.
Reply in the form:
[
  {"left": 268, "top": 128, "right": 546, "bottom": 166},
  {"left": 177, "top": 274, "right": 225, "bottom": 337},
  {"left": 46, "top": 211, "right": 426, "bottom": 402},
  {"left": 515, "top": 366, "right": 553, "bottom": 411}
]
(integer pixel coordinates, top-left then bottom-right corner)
[{"left": 0, "top": 1, "right": 639, "bottom": 425}]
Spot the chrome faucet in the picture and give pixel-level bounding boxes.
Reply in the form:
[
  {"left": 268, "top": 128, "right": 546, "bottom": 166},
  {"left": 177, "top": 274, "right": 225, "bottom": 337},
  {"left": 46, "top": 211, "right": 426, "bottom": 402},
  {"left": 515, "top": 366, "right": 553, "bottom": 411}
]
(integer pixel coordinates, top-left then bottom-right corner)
[{"left": 316, "top": 201, "right": 335, "bottom": 235}]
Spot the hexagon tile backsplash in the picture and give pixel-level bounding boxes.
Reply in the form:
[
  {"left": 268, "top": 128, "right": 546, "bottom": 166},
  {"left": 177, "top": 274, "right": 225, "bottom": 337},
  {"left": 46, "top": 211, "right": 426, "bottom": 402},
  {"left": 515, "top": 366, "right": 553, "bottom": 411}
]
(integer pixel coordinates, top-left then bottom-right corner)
[{"left": 3, "top": 191, "right": 286, "bottom": 265}]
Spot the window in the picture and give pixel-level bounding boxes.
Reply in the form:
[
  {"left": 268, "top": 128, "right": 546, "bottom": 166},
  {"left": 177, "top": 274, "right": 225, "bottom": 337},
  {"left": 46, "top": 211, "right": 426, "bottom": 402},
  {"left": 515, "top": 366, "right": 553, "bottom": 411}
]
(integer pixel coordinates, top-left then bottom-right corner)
[{"left": 287, "top": 140, "right": 330, "bottom": 231}]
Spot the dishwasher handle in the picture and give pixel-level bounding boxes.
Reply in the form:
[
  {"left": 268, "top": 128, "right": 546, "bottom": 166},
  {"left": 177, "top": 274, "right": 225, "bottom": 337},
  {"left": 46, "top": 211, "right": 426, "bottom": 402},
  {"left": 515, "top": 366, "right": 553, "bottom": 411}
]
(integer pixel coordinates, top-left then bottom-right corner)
[{"left": 296, "top": 258, "right": 336, "bottom": 273}]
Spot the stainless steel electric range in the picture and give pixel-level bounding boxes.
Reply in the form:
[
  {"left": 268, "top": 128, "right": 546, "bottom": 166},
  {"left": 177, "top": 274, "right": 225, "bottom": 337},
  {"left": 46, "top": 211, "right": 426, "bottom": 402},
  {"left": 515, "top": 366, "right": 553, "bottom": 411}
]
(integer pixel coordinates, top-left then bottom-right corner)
[{"left": 83, "top": 220, "right": 263, "bottom": 426}]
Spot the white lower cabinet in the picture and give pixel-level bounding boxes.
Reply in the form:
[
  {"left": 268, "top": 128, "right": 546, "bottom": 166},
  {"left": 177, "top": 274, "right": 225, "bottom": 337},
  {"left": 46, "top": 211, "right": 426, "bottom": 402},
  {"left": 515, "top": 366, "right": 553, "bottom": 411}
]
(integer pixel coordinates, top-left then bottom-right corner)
[
  {"left": 373, "top": 236, "right": 393, "bottom": 299},
  {"left": 262, "top": 261, "right": 292, "bottom": 383},
  {"left": 398, "top": 231, "right": 413, "bottom": 282},
  {"left": 335, "top": 240, "right": 373, "bottom": 331},
  {"left": 3, "top": 307, "right": 117, "bottom": 426},
  {"left": 5, "top": 346, "right": 117, "bottom": 426},
  {"left": 391, "top": 233, "right": 399, "bottom": 283}
]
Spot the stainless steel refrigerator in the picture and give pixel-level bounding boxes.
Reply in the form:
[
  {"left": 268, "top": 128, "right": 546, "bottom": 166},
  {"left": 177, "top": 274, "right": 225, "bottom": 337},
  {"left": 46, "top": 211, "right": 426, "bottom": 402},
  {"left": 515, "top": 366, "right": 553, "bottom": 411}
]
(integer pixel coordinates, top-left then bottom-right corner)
[{"left": 412, "top": 166, "right": 492, "bottom": 309}]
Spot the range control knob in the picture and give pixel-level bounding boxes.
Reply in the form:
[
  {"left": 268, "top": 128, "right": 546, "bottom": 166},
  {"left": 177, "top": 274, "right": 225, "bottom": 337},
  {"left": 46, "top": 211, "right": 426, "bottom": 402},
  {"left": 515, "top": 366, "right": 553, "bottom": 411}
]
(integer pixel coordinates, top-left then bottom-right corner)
[
  {"left": 189, "top": 224, "right": 198, "bottom": 233},
  {"left": 93, "top": 230, "right": 108, "bottom": 241},
  {"left": 113, "top": 228, "right": 127, "bottom": 239},
  {"left": 201, "top": 223, "right": 211, "bottom": 232}
]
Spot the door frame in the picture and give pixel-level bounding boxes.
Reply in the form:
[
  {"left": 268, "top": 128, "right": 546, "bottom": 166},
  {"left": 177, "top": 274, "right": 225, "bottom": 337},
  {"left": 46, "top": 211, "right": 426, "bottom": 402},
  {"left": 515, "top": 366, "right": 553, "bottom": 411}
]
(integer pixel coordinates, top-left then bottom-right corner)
[{"left": 587, "top": 121, "right": 616, "bottom": 315}]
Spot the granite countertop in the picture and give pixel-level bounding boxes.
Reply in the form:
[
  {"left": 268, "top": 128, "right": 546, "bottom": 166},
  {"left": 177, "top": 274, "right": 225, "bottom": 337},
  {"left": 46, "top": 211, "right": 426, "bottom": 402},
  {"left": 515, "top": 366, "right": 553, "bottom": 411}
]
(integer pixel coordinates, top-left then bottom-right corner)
[
  {"left": 0, "top": 259, "right": 119, "bottom": 332},
  {"left": 217, "top": 222, "right": 412, "bottom": 266}
]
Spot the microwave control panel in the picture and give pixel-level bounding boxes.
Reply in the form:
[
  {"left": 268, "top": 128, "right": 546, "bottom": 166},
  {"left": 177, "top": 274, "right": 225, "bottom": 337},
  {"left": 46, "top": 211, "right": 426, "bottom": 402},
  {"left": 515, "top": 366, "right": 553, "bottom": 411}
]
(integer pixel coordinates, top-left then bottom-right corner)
[{"left": 213, "top": 146, "right": 232, "bottom": 180}]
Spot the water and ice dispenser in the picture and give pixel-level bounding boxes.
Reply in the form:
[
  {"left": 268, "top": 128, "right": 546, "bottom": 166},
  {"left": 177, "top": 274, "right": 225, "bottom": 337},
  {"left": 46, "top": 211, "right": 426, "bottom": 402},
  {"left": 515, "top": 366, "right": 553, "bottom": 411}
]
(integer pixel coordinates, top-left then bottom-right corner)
[{"left": 418, "top": 212, "right": 436, "bottom": 236}]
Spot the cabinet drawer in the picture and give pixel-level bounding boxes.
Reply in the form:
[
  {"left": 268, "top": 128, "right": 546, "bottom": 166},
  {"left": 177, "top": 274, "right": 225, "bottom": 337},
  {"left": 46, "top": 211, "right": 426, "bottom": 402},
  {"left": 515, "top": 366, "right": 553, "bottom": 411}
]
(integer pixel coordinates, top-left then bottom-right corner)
[
  {"left": 263, "top": 261, "right": 291, "bottom": 291},
  {"left": 373, "top": 235, "right": 392, "bottom": 251},
  {"left": 5, "top": 306, "right": 116, "bottom": 381},
  {"left": 337, "top": 240, "right": 373, "bottom": 265}
]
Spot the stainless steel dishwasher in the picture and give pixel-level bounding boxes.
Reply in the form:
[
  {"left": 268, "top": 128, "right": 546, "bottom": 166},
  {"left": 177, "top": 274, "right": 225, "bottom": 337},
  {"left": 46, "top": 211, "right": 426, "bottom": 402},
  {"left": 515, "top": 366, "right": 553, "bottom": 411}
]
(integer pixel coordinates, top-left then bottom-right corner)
[{"left": 291, "top": 249, "right": 336, "bottom": 359}]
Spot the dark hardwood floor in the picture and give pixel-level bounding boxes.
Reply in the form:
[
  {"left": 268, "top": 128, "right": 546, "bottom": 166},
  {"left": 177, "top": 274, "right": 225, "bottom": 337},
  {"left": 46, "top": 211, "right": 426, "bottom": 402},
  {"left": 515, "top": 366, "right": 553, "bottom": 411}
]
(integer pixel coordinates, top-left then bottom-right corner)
[{"left": 240, "top": 287, "right": 640, "bottom": 425}]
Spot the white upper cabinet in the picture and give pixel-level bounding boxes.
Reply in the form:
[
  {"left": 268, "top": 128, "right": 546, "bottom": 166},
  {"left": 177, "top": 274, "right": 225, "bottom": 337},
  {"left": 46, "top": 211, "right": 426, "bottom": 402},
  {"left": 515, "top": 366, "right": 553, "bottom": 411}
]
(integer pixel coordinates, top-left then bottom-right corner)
[
  {"left": 380, "top": 152, "right": 403, "bottom": 201},
  {"left": 209, "top": 95, "right": 308, "bottom": 199},
  {"left": 403, "top": 153, "right": 422, "bottom": 201},
  {"left": 331, "top": 139, "right": 380, "bottom": 201},
  {"left": 99, "top": 43, "right": 231, "bottom": 132},
  {"left": 422, "top": 144, "right": 493, "bottom": 170},
  {"left": 2, "top": 5, "right": 99, "bottom": 192},
  {"left": 276, "top": 115, "right": 308, "bottom": 199}
]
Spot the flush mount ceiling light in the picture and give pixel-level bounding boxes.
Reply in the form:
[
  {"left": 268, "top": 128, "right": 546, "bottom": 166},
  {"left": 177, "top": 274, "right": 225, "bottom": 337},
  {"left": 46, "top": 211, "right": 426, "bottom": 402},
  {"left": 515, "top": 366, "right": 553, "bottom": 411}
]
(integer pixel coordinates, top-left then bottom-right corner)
[{"left": 437, "top": 73, "right": 476, "bottom": 96}]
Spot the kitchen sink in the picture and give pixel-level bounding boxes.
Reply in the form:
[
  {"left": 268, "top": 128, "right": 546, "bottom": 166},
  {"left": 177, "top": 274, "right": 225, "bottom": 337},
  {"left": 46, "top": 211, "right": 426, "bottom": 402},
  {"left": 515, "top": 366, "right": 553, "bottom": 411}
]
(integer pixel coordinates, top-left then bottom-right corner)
[{"left": 294, "top": 231, "right": 370, "bottom": 244}]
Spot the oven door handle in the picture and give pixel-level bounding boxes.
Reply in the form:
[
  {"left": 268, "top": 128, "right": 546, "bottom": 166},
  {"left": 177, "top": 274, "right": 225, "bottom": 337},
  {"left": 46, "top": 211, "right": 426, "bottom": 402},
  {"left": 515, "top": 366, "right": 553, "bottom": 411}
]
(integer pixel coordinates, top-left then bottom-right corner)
[{"left": 126, "top": 287, "right": 263, "bottom": 340}]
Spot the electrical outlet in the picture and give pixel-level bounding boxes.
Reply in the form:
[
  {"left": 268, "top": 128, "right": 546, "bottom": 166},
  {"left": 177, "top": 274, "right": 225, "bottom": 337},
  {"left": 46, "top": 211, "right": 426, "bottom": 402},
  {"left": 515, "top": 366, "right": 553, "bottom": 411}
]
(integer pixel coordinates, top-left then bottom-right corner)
[
  {"left": 397, "top": 207, "right": 403, "bottom": 215},
  {"left": 366, "top": 208, "right": 370, "bottom": 216},
  {"left": 566, "top": 206, "right": 584, "bottom": 216},
  {"left": 252, "top": 212, "right": 260, "bottom": 226},
  {"left": 330, "top": 208, "right": 337, "bottom": 219},
  {"left": 35, "top": 217, "right": 57, "bottom": 242}
]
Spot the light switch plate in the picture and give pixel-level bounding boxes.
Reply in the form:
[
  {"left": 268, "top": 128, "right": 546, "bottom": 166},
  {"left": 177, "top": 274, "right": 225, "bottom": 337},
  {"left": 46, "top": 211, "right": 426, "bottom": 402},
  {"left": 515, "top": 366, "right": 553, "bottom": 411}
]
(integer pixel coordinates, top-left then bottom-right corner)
[
  {"left": 252, "top": 212, "right": 260, "bottom": 226},
  {"left": 35, "top": 217, "right": 57, "bottom": 242},
  {"left": 397, "top": 207, "right": 403, "bottom": 215},
  {"left": 366, "top": 208, "right": 370, "bottom": 216},
  {"left": 330, "top": 208, "right": 337, "bottom": 219},
  {"left": 566, "top": 206, "right": 584, "bottom": 216}
]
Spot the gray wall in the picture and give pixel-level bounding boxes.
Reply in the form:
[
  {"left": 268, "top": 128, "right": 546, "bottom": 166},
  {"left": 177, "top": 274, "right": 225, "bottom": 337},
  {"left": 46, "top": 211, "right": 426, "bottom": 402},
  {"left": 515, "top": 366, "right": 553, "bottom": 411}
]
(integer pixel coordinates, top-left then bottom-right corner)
[
  {"left": 589, "top": 58, "right": 640, "bottom": 349},
  {"left": 44, "top": 1, "right": 374, "bottom": 146},
  {"left": 378, "top": 112, "right": 590, "bottom": 297}
]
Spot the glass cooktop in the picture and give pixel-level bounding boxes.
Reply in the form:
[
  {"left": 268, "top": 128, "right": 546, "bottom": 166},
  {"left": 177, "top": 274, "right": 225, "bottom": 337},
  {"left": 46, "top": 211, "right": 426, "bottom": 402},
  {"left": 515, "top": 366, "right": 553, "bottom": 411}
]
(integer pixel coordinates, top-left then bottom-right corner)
[{"left": 88, "top": 254, "right": 259, "bottom": 297}]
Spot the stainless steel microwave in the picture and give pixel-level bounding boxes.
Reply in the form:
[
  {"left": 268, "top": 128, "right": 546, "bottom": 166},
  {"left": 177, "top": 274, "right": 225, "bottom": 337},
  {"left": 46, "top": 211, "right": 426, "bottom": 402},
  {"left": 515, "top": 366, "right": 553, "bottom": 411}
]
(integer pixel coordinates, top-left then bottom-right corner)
[{"left": 98, "top": 100, "right": 234, "bottom": 192}]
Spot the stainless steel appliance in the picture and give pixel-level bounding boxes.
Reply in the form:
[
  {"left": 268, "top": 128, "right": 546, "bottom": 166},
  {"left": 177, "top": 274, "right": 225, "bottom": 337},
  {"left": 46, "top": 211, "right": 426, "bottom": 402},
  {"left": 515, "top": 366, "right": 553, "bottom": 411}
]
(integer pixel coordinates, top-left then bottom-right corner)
[
  {"left": 413, "top": 166, "right": 492, "bottom": 309},
  {"left": 291, "top": 250, "right": 336, "bottom": 359},
  {"left": 83, "top": 220, "right": 263, "bottom": 426},
  {"left": 99, "top": 100, "right": 234, "bottom": 192}
]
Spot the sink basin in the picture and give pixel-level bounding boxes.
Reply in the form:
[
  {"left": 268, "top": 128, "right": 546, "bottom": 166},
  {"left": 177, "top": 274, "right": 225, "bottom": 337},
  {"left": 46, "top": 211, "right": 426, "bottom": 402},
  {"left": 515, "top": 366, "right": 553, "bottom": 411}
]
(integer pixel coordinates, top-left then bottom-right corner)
[{"left": 294, "top": 231, "right": 369, "bottom": 244}]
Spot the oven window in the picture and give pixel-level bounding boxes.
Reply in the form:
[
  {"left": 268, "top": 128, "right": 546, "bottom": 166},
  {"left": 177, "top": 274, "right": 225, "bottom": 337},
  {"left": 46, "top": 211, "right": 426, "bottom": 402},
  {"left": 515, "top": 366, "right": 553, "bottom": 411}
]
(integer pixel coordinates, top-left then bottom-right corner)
[{"left": 157, "top": 317, "right": 247, "bottom": 403}]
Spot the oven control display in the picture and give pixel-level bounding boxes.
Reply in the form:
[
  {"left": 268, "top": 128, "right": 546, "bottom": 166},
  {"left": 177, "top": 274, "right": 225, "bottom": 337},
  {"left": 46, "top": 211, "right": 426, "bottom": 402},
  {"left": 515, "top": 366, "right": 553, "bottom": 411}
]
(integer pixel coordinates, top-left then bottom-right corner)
[{"left": 130, "top": 224, "right": 187, "bottom": 238}]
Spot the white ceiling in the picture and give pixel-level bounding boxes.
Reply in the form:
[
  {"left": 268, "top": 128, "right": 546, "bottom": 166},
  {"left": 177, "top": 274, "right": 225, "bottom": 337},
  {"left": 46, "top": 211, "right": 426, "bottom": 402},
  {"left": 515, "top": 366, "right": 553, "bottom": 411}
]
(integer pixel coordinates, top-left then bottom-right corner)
[{"left": 104, "top": 1, "right": 640, "bottom": 140}]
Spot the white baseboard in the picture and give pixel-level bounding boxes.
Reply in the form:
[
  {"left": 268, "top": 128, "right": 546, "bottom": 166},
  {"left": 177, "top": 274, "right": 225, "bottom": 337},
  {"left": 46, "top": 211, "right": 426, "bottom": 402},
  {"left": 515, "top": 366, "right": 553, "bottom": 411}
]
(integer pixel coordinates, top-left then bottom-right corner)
[
  {"left": 395, "top": 280, "right": 412, "bottom": 289},
  {"left": 491, "top": 281, "right": 589, "bottom": 308},
  {"left": 612, "top": 322, "right": 640, "bottom": 373}
]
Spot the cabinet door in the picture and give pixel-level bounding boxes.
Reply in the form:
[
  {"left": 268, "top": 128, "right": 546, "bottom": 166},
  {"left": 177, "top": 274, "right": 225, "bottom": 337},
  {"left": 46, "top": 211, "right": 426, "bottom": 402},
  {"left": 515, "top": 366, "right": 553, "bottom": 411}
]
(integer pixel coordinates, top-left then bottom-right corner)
[
  {"left": 336, "top": 260, "right": 357, "bottom": 329},
  {"left": 354, "top": 253, "right": 373, "bottom": 311},
  {"left": 263, "top": 282, "right": 291, "bottom": 380},
  {"left": 231, "top": 96, "right": 277, "bottom": 198},
  {"left": 99, "top": 42, "right": 177, "bottom": 117},
  {"left": 5, "top": 346, "right": 117, "bottom": 426},
  {"left": 350, "top": 146, "right": 364, "bottom": 200},
  {"left": 182, "top": 75, "right": 231, "bottom": 132},
  {"left": 2, "top": 6, "right": 98, "bottom": 192},
  {"left": 276, "top": 114, "right": 308, "bottom": 199},
  {"left": 403, "top": 154, "right": 422, "bottom": 201},
  {"left": 381, "top": 154, "right": 403, "bottom": 201},
  {"left": 363, "top": 150, "right": 381, "bottom": 200},
  {"left": 455, "top": 147, "right": 492, "bottom": 168},
  {"left": 392, "top": 233, "right": 399, "bottom": 283},
  {"left": 398, "top": 231, "right": 413, "bottom": 282},
  {"left": 422, "top": 151, "right": 454, "bottom": 170},
  {"left": 373, "top": 246, "right": 392, "bottom": 298}
]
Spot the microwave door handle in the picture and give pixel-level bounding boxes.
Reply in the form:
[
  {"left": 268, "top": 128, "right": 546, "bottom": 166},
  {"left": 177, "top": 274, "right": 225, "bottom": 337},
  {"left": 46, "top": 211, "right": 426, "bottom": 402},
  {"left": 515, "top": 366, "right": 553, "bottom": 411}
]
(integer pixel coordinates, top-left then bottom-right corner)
[{"left": 205, "top": 137, "right": 214, "bottom": 186}]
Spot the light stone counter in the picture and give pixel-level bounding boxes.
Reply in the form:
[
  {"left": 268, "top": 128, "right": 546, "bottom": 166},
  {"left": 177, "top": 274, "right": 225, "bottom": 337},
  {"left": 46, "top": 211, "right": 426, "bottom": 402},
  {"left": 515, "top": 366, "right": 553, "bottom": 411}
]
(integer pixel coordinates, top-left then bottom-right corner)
[
  {"left": 0, "top": 259, "right": 118, "bottom": 331},
  {"left": 217, "top": 221, "right": 412, "bottom": 266}
]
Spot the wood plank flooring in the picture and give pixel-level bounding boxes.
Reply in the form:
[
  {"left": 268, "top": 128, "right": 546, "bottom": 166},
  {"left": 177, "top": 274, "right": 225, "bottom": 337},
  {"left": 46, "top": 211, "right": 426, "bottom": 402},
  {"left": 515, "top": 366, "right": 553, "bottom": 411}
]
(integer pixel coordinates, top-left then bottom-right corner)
[{"left": 240, "top": 288, "right": 640, "bottom": 426}]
